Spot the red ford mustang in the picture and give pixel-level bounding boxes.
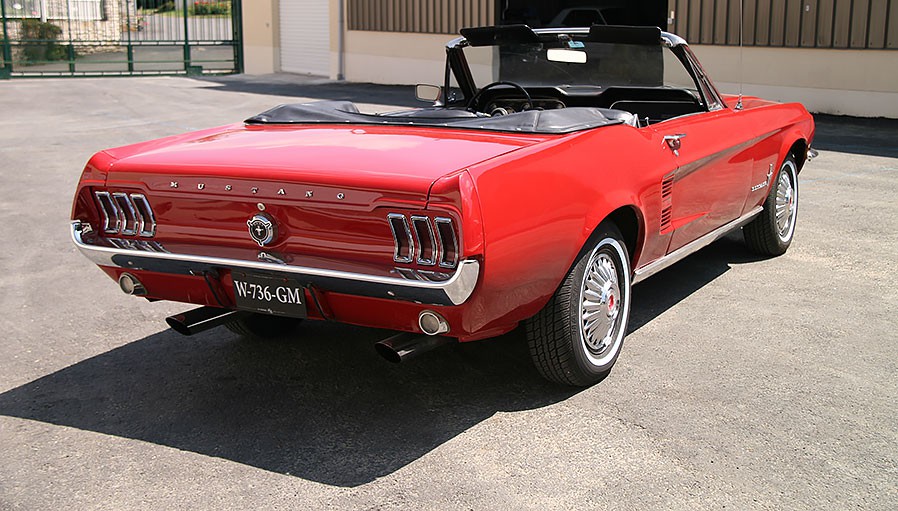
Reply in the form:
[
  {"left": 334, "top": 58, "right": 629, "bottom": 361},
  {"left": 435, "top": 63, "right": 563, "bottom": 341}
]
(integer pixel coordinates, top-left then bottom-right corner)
[{"left": 71, "top": 25, "right": 815, "bottom": 386}]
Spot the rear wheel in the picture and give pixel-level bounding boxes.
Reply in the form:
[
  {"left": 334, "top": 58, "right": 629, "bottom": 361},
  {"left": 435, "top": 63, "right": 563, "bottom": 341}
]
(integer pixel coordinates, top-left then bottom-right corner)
[
  {"left": 225, "top": 313, "right": 303, "bottom": 341},
  {"left": 526, "top": 223, "right": 632, "bottom": 386},
  {"left": 744, "top": 154, "right": 799, "bottom": 256}
]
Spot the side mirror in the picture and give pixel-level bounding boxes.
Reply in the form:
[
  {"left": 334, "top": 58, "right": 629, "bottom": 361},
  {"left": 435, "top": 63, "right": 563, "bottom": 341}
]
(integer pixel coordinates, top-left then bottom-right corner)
[{"left": 415, "top": 84, "right": 442, "bottom": 103}]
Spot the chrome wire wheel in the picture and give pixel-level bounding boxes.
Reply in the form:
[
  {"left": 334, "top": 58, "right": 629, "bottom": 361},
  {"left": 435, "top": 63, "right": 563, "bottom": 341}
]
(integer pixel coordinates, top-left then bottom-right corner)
[
  {"left": 774, "top": 159, "right": 798, "bottom": 242},
  {"left": 743, "top": 153, "right": 800, "bottom": 256},
  {"left": 525, "top": 224, "right": 632, "bottom": 387},
  {"left": 578, "top": 239, "right": 630, "bottom": 368}
]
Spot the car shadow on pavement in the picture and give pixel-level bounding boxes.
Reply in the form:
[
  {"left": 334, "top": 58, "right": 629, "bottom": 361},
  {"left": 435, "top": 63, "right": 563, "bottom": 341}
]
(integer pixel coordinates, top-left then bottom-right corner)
[
  {"left": 812, "top": 114, "right": 898, "bottom": 159},
  {"left": 0, "top": 234, "right": 763, "bottom": 487},
  {"left": 199, "top": 76, "right": 422, "bottom": 109},
  {"left": 628, "top": 231, "right": 767, "bottom": 333},
  {"left": 0, "top": 321, "right": 574, "bottom": 487}
]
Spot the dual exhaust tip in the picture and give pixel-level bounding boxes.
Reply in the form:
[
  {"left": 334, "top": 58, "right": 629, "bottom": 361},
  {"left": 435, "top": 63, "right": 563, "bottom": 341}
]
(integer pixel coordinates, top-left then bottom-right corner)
[
  {"left": 375, "top": 310, "right": 452, "bottom": 363},
  {"left": 161, "top": 305, "right": 453, "bottom": 364}
]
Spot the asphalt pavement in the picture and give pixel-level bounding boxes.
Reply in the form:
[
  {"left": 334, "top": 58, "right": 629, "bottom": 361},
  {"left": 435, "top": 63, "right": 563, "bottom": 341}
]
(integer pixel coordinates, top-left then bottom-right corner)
[{"left": 0, "top": 74, "right": 896, "bottom": 510}]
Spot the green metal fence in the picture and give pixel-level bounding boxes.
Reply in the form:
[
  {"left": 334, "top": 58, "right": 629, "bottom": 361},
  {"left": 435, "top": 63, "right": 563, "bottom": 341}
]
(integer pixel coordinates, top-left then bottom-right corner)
[{"left": 0, "top": 0, "right": 242, "bottom": 78}]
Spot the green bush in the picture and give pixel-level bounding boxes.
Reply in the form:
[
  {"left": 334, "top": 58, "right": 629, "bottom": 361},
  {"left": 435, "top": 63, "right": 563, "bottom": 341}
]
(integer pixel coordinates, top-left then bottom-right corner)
[
  {"left": 191, "top": 1, "right": 230, "bottom": 15},
  {"left": 20, "top": 19, "right": 67, "bottom": 63},
  {"left": 155, "top": 1, "right": 176, "bottom": 13}
]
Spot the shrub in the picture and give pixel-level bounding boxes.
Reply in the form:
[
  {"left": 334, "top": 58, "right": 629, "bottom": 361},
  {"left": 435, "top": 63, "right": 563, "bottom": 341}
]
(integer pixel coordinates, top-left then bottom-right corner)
[
  {"left": 20, "top": 19, "right": 67, "bottom": 63},
  {"left": 192, "top": 1, "right": 230, "bottom": 15},
  {"left": 155, "top": 1, "right": 176, "bottom": 13}
]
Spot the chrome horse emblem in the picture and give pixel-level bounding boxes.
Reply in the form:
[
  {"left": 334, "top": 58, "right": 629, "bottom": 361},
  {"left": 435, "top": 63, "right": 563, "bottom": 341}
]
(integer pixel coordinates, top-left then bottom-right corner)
[{"left": 247, "top": 214, "right": 276, "bottom": 247}]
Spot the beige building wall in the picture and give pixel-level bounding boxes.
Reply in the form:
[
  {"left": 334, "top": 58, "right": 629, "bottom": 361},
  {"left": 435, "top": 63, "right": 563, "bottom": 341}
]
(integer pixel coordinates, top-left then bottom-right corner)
[
  {"left": 241, "top": 0, "right": 279, "bottom": 74},
  {"left": 692, "top": 45, "right": 898, "bottom": 118},
  {"left": 344, "top": 30, "right": 495, "bottom": 86},
  {"left": 344, "top": 31, "right": 448, "bottom": 85},
  {"left": 245, "top": 1, "right": 898, "bottom": 118}
]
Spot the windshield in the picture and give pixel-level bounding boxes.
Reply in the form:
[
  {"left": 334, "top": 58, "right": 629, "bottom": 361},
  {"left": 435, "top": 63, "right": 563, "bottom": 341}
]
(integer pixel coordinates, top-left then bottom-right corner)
[{"left": 456, "top": 41, "right": 698, "bottom": 92}]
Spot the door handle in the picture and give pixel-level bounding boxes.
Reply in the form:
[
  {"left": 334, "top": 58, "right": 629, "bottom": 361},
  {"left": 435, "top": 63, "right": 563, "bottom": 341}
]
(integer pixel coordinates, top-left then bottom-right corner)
[{"left": 663, "top": 134, "right": 687, "bottom": 156}]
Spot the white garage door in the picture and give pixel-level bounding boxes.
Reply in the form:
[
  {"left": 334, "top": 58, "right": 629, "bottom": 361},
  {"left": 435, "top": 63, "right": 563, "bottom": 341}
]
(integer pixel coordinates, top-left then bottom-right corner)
[{"left": 280, "top": 0, "right": 331, "bottom": 76}]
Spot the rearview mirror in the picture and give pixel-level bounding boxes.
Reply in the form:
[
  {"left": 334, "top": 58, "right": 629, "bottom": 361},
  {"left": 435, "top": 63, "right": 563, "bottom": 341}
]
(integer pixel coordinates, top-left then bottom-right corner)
[
  {"left": 415, "top": 84, "right": 442, "bottom": 102},
  {"left": 547, "top": 49, "right": 587, "bottom": 64}
]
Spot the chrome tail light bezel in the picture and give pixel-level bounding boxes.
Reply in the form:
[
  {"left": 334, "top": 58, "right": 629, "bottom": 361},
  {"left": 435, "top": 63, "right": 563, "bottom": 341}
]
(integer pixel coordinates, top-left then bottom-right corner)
[
  {"left": 410, "top": 216, "right": 437, "bottom": 266},
  {"left": 389, "top": 213, "right": 460, "bottom": 269},
  {"left": 388, "top": 213, "right": 415, "bottom": 264},
  {"left": 94, "top": 191, "right": 157, "bottom": 238},
  {"left": 94, "top": 191, "right": 120, "bottom": 234}
]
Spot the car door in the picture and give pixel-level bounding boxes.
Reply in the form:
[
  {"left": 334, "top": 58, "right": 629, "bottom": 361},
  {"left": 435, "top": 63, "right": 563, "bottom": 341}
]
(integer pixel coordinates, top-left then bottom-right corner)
[{"left": 656, "top": 108, "right": 755, "bottom": 253}]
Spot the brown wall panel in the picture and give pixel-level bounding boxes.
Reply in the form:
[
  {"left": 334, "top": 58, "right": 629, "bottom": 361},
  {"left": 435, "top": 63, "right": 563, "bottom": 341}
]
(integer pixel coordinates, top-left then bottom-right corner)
[
  {"left": 344, "top": 0, "right": 893, "bottom": 50},
  {"left": 688, "top": 0, "right": 702, "bottom": 42},
  {"left": 867, "top": 0, "right": 888, "bottom": 47},
  {"left": 727, "top": 0, "right": 741, "bottom": 44},
  {"left": 850, "top": 0, "right": 871, "bottom": 48},
  {"left": 784, "top": 0, "right": 802, "bottom": 46},
  {"left": 744, "top": 0, "right": 758, "bottom": 45},
  {"left": 700, "top": 0, "right": 715, "bottom": 44},
  {"left": 800, "top": 0, "right": 819, "bottom": 46},
  {"left": 714, "top": 0, "right": 729, "bottom": 44},
  {"left": 832, "top": 0, "right": 852, "bottom": 47},
  {"left": 756, "top": 0, "right": 772, "bottom": 45},
  {"left": 769, "top": 0, "right": 787, "bottom": 45},
  {"left": 668, "top": 0, "right": 690, "bottom": 39},
  {"left": 815, "top": 0, "right": 834, "bottom": 46},
  {"left": 889, "top": 1, "right": 898, "bottom": 48}
]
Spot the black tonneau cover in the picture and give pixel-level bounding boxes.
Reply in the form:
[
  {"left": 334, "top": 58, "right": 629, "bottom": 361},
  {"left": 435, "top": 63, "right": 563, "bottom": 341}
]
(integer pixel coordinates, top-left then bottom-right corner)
[{"left": 245, "top": 101, "right": 631, "bottom": 135}]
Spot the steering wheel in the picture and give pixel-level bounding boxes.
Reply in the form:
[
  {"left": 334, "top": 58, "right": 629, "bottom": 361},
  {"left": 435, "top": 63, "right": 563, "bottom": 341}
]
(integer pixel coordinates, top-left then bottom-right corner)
[{"left": 466, "top": 81, "right": 533, "bottom": 113}]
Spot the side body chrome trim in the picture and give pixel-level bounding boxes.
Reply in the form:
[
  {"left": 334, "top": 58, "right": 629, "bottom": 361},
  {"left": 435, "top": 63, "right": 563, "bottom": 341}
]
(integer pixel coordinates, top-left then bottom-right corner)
[
  {"left": 71, "top": 221, "right": 479, "bottom": 306},
  {"left": 632, "top": 206, "right": 763, "bottom": 284}
]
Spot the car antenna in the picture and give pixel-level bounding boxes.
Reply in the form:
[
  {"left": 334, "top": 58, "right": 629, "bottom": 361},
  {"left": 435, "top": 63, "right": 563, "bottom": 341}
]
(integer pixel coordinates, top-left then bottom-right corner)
[{"left": 735, "top": 0, "right": 745, "bottom": 111}]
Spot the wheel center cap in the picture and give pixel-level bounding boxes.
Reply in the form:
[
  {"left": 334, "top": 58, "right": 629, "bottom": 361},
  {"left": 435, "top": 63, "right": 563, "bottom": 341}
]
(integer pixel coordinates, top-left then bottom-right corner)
[{"left": 607, "top": 293, "right": 615, "bottom": 313}]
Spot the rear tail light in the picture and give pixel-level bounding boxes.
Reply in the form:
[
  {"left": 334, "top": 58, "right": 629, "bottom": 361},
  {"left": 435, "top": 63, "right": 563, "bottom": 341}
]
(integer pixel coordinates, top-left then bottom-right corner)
[
  {"left": 388, "top": 213, "right": 459, "bottom": 269},
  {"left": 95, "top": 191, "right": 157, "bottom": 237},
  {"left": 411, "top": 216, "right": 437, "bottom": 265},
  {"left": 388, "top": 213, "right": 414, "bottom": 263},
  {"left": 434, "top": 218, "right": 458, "bottom": 268}
]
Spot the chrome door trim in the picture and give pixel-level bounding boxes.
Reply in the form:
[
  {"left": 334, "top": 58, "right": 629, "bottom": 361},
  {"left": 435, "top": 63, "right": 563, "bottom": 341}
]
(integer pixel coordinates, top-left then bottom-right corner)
[{"left": 632, "top": 206, "right": 763, "bottom": 284}]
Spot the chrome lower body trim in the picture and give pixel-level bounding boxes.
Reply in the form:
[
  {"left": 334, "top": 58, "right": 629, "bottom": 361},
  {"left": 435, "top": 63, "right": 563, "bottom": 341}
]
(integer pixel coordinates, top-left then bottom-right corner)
[
  {"left": 71, "top": 221, "right": 479, "bottom": 306},
  {"left": 632, "top": 206, "right": 763, "bottom": 285}
]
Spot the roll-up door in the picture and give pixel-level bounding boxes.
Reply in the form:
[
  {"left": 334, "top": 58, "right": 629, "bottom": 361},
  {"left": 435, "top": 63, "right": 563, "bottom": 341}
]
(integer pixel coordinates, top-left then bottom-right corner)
[{"left": 280, "top": 1, "right": 331, "bottom": 76}]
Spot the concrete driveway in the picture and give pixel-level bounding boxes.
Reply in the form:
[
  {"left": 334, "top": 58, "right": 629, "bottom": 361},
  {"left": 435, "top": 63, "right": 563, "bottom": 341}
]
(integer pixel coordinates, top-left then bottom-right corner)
[{"left": 0, "top": 75, "right": 896, "bottom": 510}]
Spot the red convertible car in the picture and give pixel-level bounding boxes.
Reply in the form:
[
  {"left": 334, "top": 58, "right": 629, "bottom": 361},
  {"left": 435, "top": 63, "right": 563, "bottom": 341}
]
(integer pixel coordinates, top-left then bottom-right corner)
[{"left": 71, "top": 25, "right": 815, "bottom": 386}]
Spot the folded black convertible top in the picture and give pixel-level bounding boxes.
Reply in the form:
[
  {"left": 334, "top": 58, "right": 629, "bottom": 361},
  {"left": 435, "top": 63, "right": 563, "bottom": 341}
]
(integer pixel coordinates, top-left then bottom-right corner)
[{"left": 245, "top": 101, "right": 632, "bottom": 135}]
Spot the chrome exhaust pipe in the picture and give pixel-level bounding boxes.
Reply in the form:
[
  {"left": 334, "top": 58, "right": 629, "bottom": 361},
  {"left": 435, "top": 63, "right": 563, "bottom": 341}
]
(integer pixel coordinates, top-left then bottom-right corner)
[
  {"left": 374, "top": 332, "right": 454, "bottom": 363},
  {"left": 165, "top": 306, "right": 250, "bottom": 336}
]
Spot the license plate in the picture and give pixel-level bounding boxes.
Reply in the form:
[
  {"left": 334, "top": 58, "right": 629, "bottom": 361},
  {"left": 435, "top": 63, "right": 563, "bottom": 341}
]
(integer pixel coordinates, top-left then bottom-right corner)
[{"left": 232, "top": 272, "right": 307, "bottom": 318}]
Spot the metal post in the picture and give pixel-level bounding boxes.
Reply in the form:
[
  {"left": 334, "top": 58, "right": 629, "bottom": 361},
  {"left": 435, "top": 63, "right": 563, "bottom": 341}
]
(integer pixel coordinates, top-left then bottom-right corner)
[
  {"left": 337, "top": 0, "right": 345, "bottom": 80},
  {"left": 233, "top": 0, "right": 243, "bottom": 73},
  {"left": 0, "top": 0, "right": 12, "bottom": 78},
  {"left": 65, "top": 0, "right": 75, "bottom": 73},
  {"left": 125, "top": 0, "right": 133, "bottom": 73},
  {"left": 182, "top": 0, "right": 191, "bottom": 72}
]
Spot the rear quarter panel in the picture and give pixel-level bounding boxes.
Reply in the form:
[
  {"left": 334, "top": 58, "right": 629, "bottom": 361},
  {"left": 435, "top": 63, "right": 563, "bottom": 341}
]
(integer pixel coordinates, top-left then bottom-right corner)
[{"left": 459, "top": 124, "right": 671, "bottom": 334}]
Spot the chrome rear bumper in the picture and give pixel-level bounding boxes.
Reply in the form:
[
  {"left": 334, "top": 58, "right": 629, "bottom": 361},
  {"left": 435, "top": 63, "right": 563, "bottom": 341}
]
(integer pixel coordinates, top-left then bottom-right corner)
[{"left": 70, "top": 221, "right": 479, "bottom": 306}]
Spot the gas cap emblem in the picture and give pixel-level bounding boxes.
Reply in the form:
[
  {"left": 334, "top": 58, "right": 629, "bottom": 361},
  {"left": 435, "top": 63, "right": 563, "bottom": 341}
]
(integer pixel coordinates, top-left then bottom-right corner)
[{"left": 247, "top": 214, "right": 277, "bottom": 247}]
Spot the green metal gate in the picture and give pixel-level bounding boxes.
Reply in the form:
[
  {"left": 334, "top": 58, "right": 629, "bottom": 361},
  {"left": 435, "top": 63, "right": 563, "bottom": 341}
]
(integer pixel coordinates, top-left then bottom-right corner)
[{"left": 0, "top": 0, "right": 242, "bottom": 78}]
